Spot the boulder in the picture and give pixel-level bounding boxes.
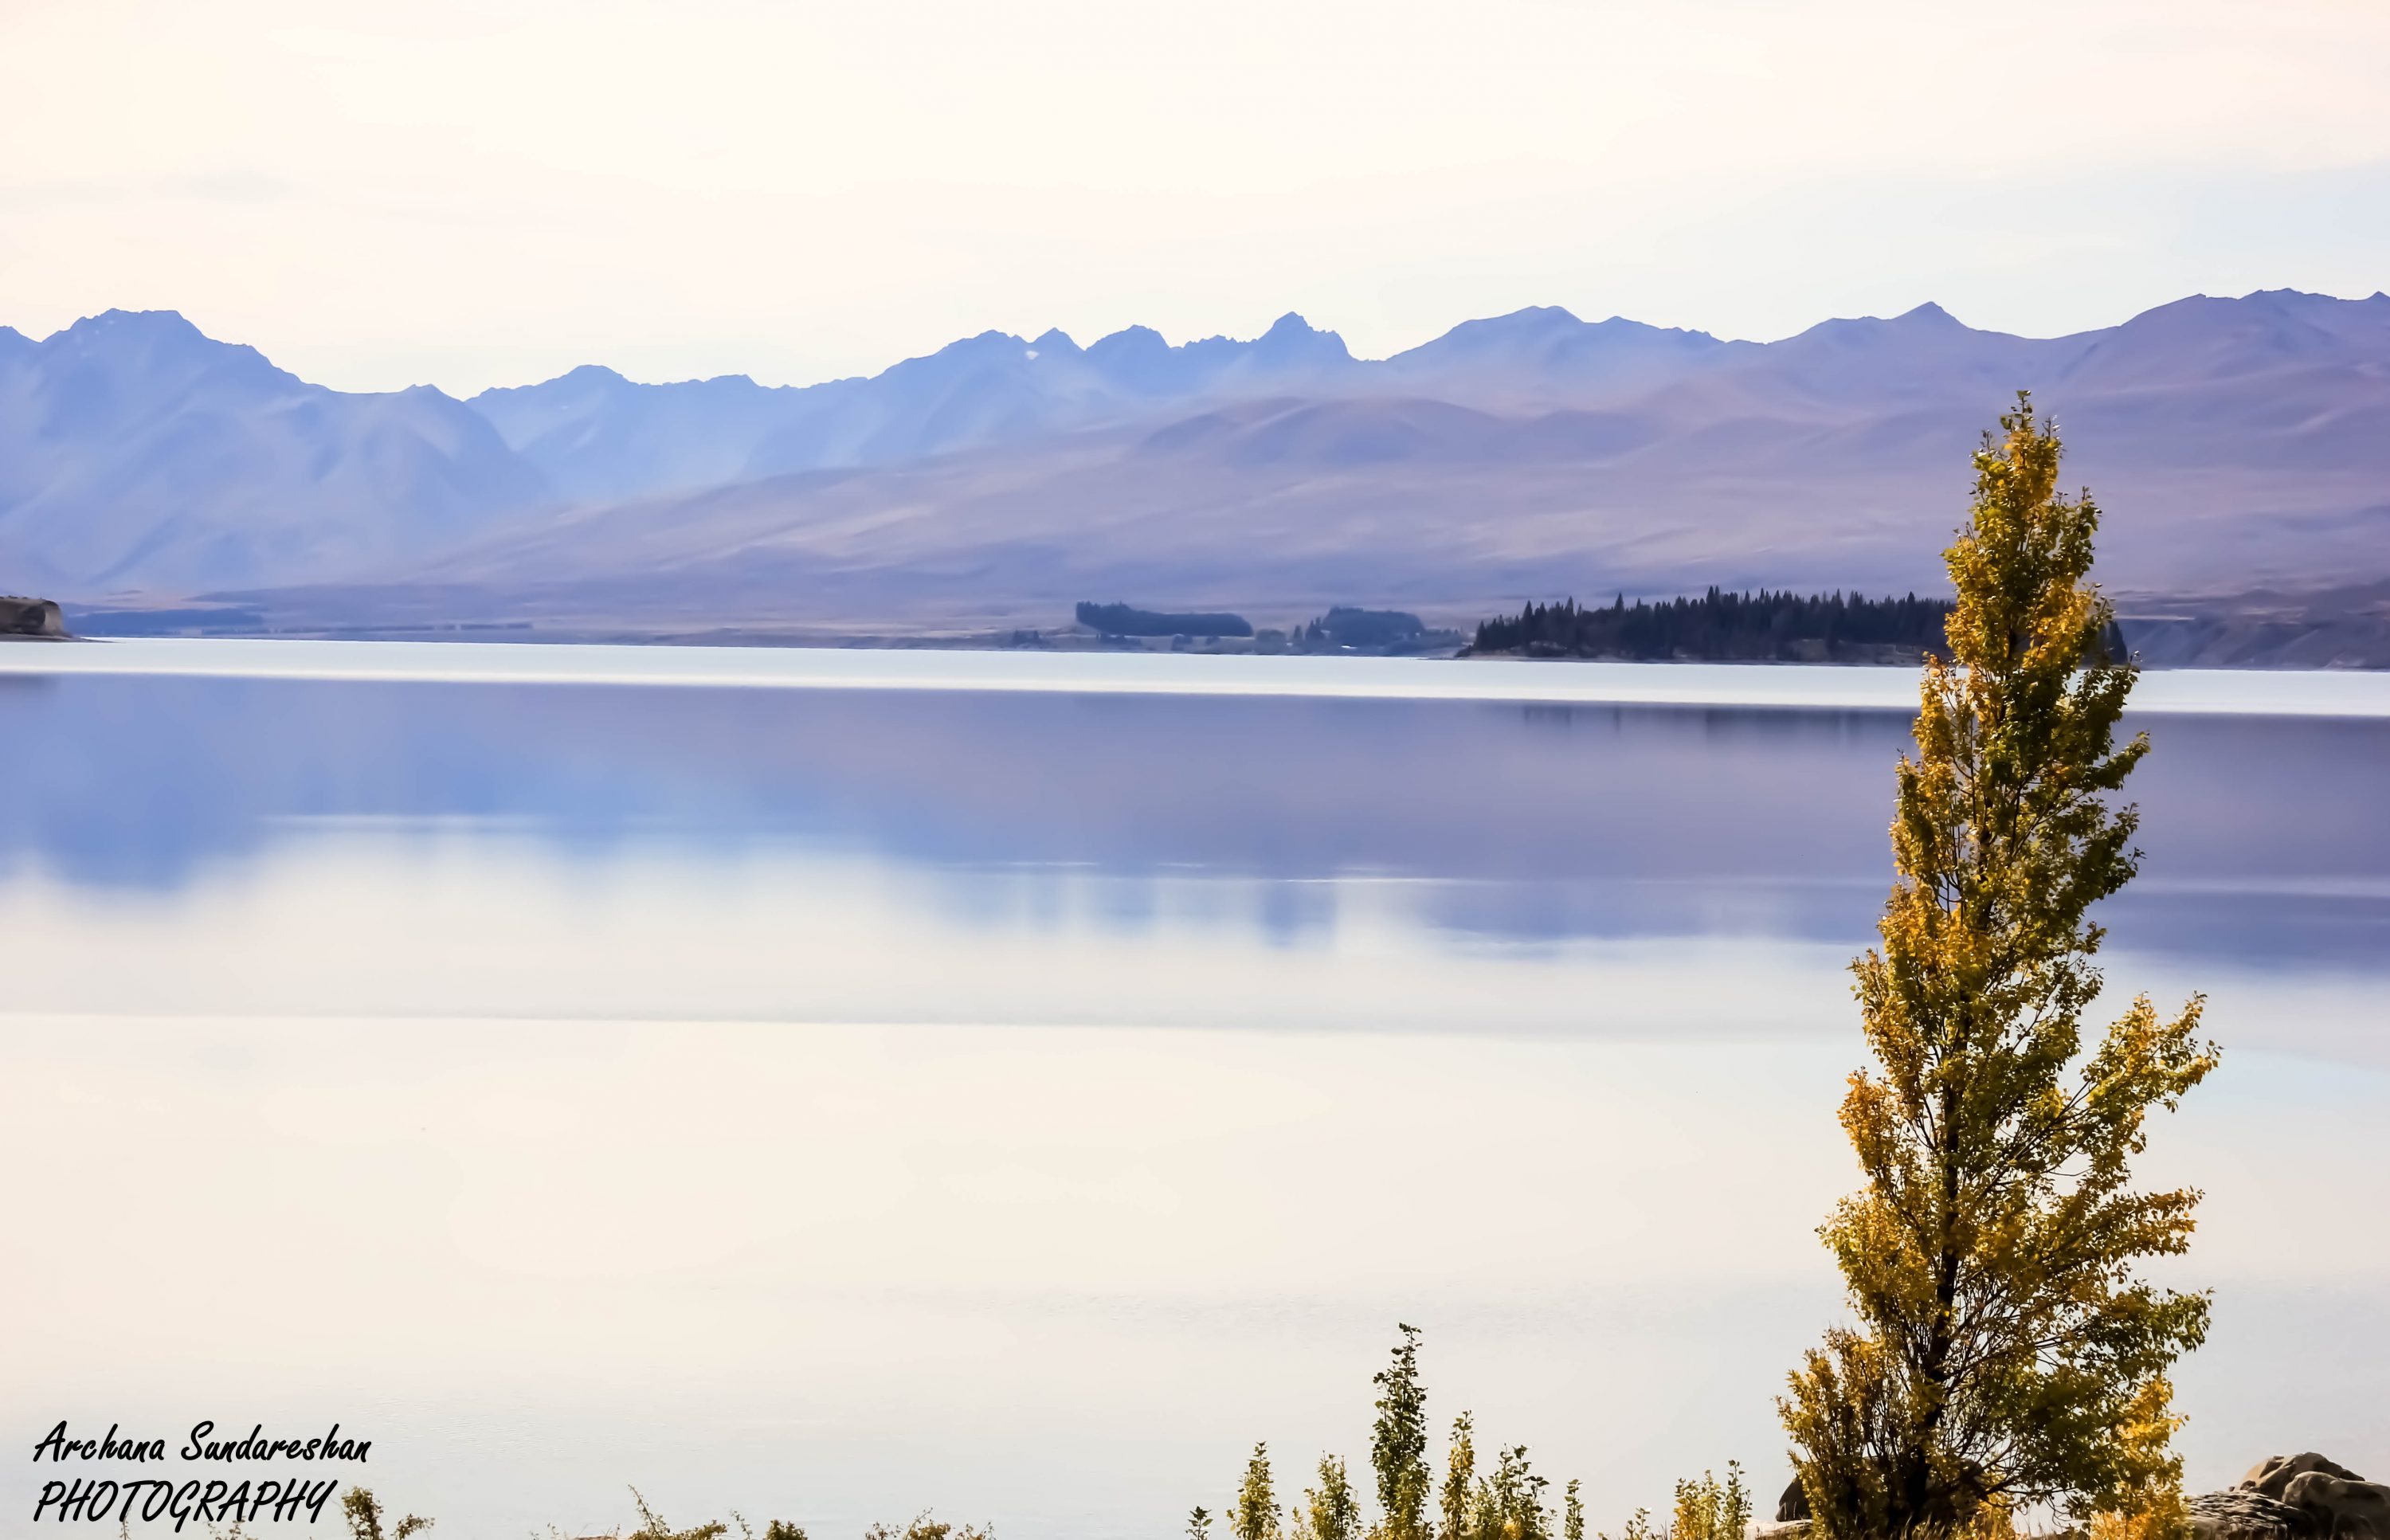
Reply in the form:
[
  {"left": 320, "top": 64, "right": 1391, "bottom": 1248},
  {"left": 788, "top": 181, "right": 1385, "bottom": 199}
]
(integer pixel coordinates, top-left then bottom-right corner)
[
  {"left": 2195, "top": 1455, "right": 2390, "bottom": 1540},
  {"left": 2280, "top": 1472, "right": 2390, "bottom": 1540},
  {"left": 1777, "top": 1478, "right": 1812, "bottom": 1524},
  {"left": 2248, "top": 1456, "right": 2368, "bottom": 1501}
]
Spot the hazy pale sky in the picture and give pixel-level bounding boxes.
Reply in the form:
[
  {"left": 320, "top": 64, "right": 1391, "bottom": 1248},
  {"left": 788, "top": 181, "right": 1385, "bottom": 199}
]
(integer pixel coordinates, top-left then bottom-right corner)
[{"left": 4, "top": 0, "right": 2387, "bottom": 394}]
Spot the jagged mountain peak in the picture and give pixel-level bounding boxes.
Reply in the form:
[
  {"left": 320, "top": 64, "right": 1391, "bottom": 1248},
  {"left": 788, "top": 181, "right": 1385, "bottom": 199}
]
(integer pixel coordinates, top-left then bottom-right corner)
[
  {"left": 33, "top": 306, "right": 296, "bottom": 388},
  {"left": 0, "top": 308, "right": 540, "bottom": 596},
  {"left": 1385, "top": 303, "right": 1730, "bottom": 397},
  {"left": 1587, "top": 313, "right": 1717, "bottom": 339},
  {"left": 1259, "top": 311, "right": 1330, "bottom": 339},
  {"left": 1785, "top": 301, "right": 1992, "bottom": 348},
  {"left": 1089, "top": 323, "right": 1168, "bottom": 351},
  {"left": 53, "top": 307, "right": 212, "bottom": 342},
  {"left": 1501, "top": 304, "right": 1585, "bottom": 325},
  {"left": 1249, "top": 312, "right": 1354, "bottom": 366}
]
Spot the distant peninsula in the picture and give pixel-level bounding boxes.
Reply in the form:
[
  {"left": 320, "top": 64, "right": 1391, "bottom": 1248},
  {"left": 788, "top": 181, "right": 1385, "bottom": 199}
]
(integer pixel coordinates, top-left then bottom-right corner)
[
  {"left": 1076, "top": 602, "right": 1254, "bottom": 639},
  {"left": 1465, "top": 590, "right": 1955, "bottom": 664},
  {"left": 1, "top": 595, "right": 68, "bottom": 639}
]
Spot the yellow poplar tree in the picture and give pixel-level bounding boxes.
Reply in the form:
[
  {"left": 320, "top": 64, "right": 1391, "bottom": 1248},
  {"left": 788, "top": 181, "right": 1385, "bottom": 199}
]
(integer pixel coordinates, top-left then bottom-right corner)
[
  {"left": 1781, "top": 396, "right": 2218, "bottom": 1539},
  {"left": 1440, "top": 1415, "right": 1477, "bottom": 1540},
  {"left": 1373, "top": 1324, "right": 1433, "bottom": 1540},
  {"left": 1238, "top": 1445, "right": 1283, "bottom": 1540},
  {"left": 1306, "top": 1456, "right": 1365, "bottom": 1540}
]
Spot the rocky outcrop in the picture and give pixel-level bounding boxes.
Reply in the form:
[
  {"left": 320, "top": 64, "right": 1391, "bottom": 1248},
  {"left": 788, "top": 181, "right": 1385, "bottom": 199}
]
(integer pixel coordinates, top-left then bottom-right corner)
[
  {"left": 2278, "top": 1474, "right": 2390, "bottom": 1540},
  {"left": 2191, "top": 1454, "right": 2390, "bottom": 1540},
  {"left": 1, "top": 595, "right": 66, "bottom": 637},
  {"left": 2248, "top": 1456, "right": 2369, "bottom": 1500},
  {"left": 2192, "top": 1489, "right": 2315, "bottom": 1540}
]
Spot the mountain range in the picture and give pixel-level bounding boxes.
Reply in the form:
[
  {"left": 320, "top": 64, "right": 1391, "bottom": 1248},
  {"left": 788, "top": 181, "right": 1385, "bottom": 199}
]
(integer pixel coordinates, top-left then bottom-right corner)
[{"left": 4, "top": 291, "right": 2388, "bottom": 645}]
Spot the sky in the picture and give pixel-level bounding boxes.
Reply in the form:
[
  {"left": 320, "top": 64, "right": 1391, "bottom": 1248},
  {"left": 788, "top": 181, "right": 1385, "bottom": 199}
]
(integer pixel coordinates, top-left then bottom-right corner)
[{"left": 3, "top": 0, "right": 2388, "bottom": 395}]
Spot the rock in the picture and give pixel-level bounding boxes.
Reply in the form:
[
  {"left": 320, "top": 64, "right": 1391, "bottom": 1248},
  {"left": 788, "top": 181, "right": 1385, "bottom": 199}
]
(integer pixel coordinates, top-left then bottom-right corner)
[
  {"left": 0, "top": 596, "right": 66, "bottom": 638},
  {"left": 1776, "top": 1477, "right": 1811, "bottom": 1523},
  {"left": 2190, "top": 1489, "right": 2314, "bottom": 1540},
  {"left": 2247, "top": 1456, "right": 2368, "bottom": 1501},
  {"left": 2281, "top": 1472, "right": 2390, "bottom": 1540},
  {"left": 2196, "top": 1455, "right": 2390, "bottom": 1540}
]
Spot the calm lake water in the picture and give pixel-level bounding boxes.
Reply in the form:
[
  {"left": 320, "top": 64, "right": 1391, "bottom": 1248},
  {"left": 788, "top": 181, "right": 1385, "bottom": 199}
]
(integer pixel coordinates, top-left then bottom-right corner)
[{"left": 2, "top": 642, "right": 2384, "bottom": 1537}]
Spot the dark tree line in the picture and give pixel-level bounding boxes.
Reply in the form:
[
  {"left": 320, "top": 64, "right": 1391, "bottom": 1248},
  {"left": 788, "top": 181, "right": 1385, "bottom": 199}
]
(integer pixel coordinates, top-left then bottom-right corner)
[
  {"left": 1078, "top": 602, "right": 1255, "bottom": 638},
  {"left": 1295, "top": 607, "right": 1432, "bottom": 650},
  {"left": 1470, "top": 589, "right": 1956, "bottom": 661}
]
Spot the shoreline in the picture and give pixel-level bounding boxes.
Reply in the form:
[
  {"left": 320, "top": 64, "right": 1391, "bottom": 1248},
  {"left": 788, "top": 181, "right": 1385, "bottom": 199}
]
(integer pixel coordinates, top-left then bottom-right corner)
[
  {"left": 41, "top": 623, "right": 2390, "bottom": 672},
  {"left": 7, "top": 635, "right": 2388, "bottom": 717}
]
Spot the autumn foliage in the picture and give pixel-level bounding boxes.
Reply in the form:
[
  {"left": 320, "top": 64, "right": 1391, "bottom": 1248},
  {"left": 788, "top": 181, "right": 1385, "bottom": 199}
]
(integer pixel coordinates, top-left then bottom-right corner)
[{"left": 1781, "top": 397, "right": 2216, "bottom": 1539}]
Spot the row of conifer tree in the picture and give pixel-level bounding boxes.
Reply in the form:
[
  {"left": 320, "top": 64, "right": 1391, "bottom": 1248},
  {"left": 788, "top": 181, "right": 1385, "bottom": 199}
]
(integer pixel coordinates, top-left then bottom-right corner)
[{"left": 1468, "top": 589, "right": 1953, "bottom": 660}]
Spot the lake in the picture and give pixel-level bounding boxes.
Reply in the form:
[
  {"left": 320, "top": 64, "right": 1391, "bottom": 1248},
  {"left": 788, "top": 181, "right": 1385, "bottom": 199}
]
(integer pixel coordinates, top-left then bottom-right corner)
[{"left": 2, "top": 641, "right": 2384, "bottom": 1537}]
